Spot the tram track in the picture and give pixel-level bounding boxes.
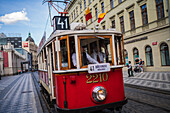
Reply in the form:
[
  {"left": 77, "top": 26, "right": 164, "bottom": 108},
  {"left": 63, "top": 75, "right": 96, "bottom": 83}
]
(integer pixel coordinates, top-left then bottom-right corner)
[
  {"left": 31, "top": 72, "right": 52, "bottom": 113},
  {"left": 124, "top": 84, "right": 170, "bottom": 112}
]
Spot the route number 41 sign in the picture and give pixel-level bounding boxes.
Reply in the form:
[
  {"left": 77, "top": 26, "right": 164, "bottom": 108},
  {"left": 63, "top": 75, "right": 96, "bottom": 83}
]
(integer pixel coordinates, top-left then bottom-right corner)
[{"left": 53, "top": 16, "right": 70, "bottom": 30}]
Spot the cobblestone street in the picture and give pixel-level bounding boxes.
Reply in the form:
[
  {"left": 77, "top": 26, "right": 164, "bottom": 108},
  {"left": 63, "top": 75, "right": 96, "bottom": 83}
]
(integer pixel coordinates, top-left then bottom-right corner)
[
  {"left": 0, "top": 73, "right": 43, "bottom": 113},
  {"left": 0, "top": 71, "right": 170, "bottom": 113}
]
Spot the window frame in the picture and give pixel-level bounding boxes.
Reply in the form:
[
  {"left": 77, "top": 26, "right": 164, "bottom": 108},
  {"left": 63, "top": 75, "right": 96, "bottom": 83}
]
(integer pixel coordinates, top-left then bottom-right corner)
[
  {"left": 145, "top": 45, "right": 154, "bottom": 66},
  {"left": 160, "top": 42, "right": 170, "bottom": 66},
  {"left": 101, "top": 2, "right": 104, "bottom": 13},
  {"left": 155, "top": 0, "right": 164, "bottom": 20},
  {"left": 129, "top": 10, "right": 135, "bottom": 30},
  {"left": 120, "top": 16, "right": 125, "bottom": 33},
  {"left": 110, "top": 0, "right": 114, "bottom": 9},
  {"left": 141, "top": 4, "right": 148, "bottom": 25}
]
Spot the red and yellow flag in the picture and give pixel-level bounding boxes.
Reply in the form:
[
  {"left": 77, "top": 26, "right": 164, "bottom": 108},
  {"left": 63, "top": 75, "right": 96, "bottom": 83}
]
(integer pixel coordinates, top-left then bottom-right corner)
[
  {"left": 98, "top": 10, "right": 108, "bottom": 23},
  {"left": 85, "top": 7, "right": 92, "bottom": 21}
]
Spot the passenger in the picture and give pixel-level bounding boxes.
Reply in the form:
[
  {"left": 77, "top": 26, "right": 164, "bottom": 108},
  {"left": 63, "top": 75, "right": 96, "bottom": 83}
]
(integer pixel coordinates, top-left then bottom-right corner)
[
  {"left": 72, "top": 46, "right": 98, "bottom": 67},
  {"left": 91, "top": 44, "right": 108, "bottom": 63}
]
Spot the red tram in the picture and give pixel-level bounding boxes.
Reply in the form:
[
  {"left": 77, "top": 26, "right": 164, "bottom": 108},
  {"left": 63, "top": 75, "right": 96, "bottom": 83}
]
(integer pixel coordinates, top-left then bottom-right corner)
[{"left": 38, "top": 23, "right": 127, "bottom": 112}]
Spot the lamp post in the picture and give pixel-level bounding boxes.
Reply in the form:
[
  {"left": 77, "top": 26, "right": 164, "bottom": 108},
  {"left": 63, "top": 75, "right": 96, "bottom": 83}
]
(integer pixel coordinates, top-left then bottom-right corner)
[{"left": 0, "top": 46, "right": 3, "bottom": 80}]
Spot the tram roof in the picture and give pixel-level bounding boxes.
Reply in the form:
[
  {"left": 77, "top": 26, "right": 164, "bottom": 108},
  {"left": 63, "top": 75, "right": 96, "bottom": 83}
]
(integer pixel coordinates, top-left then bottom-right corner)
[{"left": 38, "top": 29, "right": 122, "bottom": 55}]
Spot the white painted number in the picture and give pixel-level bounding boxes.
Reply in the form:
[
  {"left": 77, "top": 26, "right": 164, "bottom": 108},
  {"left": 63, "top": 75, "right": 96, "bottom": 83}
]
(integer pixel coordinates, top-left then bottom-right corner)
[
  {"left": 64, "top": 18, "right": 68, "bottom": 29},
  {"left": 57, "top": 18, "right": 64, "bottom": 29},
  {"left": 57, "top": 18, "right": 68, "bottom": 29}
]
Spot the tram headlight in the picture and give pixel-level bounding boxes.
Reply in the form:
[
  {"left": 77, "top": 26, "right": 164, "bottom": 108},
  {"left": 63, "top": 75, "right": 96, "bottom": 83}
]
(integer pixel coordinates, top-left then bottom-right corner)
[{"left": 92, "top": 86, "right": 107, "bottom": 102}]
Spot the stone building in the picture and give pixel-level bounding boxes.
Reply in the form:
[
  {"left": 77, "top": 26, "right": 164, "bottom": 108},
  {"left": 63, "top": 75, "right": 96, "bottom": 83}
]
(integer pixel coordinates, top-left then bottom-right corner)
[
  {"left": 22, "top": 33, "right": 38, "bottom": 70},
  {"left": 68, "top": 0, "right": 170, "bottom": 71},
  {"left": 0, "top": 43, "right": 26, "bottom": 76}
]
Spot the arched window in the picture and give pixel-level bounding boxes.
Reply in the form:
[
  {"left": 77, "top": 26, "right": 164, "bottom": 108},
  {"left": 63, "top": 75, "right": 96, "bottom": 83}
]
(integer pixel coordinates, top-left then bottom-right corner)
[
  {"left": 125, "top": 49, "right": 128, "bottom": 65},
  {"left": 145, "top": 46, "right": 153, "bottom": 66},
  {"left": 160, "top": 43, "right": 170, "bottom": 66},
  {"left": 133, "top": 48, "right": 139, "bottom": 64}
]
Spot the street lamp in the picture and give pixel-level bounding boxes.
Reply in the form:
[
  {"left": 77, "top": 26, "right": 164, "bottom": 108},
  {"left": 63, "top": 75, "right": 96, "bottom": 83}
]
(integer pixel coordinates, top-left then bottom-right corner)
[{"left": 0, "top": 46, "right": 3, "bottom": 80}]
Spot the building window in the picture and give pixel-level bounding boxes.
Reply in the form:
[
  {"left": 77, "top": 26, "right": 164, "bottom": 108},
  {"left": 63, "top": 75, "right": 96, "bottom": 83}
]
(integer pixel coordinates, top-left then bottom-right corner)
[
  {"left": 133, "top": 48, "right": 139, "bottom": 64},
  {"left": 111, "top": 20, "right": 115, "bottom": 28},
  {"left": 129, "top": 10, "right": 135, "bottom": 30},
  {"left": 89, "top": 0, "right": 91, "bottom": 4},
  {"left": 72, "top": 13, "right": 73, "bottom": 20},
  {"left": 145, "top": 46, "right": 153, "bottom": 66},
  {"left": 141, "top": 4, "right": 148, "bottom": 25},
  {"left": 81, "top": 17, "right": 83, "bottom": 23},
  {"left": 102, "top": 25, "right": 105, "bottom": 29},
  {"left": 101, "top": 2, "right": 104, "bottom": 13},
  {"left": 74, "top": 10, "right": 76, "bottom": 18},
  {"left": 125, "top": 49, "right": 128, "bottom": 65},
  {"left": 80, "top": 3, "right": 82, "bottom": 13},
  {"left": 120, "top": 16, "right": 125, "bottom": 33},
  {"left": 90, "top": 9, "right": 93, "bottom": 23},
  {"left": 76, "top": 7, "right": 78, "bottom": 17},
  {"left": 160, "top": 43, "right": 170, "bottom": 66},
  {"left": 84, "top": 0, "right": 86, "bottom": 9},
  {"left": 155, "top": 0, "right": 164, "bottom": 19},
  {"left": 110, "top": 0, "right": 114, "bottom": 9},
  {"left": 119, "top": 0, "right": 122, "bottom": 4},
  {"left": 95, "top": 7, "right": 98, "bottom": 20}
]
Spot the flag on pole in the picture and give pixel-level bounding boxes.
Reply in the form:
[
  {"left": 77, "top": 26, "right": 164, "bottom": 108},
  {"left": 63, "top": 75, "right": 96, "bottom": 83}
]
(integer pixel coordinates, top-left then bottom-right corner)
[
  {"left": 98, "top": 10, "right": 108, "bottom": 23},
  {"left": 85, "top": 7, "right": 92, "bottom": 21}
]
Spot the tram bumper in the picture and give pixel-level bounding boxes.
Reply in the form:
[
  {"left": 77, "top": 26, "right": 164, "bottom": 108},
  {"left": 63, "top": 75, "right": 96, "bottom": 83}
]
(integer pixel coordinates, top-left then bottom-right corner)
[{"left": 55, "top": 97, "right": 127, "bottom": 113}]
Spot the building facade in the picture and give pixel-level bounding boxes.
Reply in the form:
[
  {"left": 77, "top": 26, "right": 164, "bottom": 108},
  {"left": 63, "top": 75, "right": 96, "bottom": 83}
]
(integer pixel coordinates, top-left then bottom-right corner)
[
  {"left": 68, "top": 0, "right": 170, "bottom": 71},
  {"left": 0, "top": 43, "right": 26, "bottom": 76},
  {"left": 22, "top": 33, "right": 38, "bottom": 70}
]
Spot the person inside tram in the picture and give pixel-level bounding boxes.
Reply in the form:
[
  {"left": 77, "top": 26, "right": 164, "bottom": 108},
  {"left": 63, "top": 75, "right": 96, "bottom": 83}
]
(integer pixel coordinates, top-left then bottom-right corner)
[
  {"left": 72, "top": 46, "right": 99, "bottom": 67},
  {"left": 91, "top": 43, "right": 109, "bottom": 63}
]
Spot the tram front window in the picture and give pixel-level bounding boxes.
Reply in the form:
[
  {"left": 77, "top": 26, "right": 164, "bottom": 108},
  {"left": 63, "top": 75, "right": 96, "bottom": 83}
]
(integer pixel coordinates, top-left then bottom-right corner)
[{"left": 80, "top": 37, "right": 112, "bottom": 67}]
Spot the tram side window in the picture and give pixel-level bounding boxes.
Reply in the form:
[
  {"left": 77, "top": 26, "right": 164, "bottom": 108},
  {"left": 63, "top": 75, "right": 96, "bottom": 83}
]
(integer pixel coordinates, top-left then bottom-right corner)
[
  {"left": 60, "top": 39, "right": 68, "bottom": 68},
  {"left": 115, "top": 36, "right": 125, "bottom": 65}
]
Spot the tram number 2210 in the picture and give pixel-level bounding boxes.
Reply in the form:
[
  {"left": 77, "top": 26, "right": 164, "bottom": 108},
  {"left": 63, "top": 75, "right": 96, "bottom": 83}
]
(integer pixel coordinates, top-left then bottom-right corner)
[{"left": 86, "top": 73, "right": 109, "bottom": 84}]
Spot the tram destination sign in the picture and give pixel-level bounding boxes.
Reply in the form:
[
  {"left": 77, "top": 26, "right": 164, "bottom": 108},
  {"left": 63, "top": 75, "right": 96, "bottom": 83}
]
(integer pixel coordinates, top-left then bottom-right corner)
[
  {"left": 88, "top": 63, "right": 110, "bottom": 74},
  {"left": 53, "top": 16, "right": 70, "bottom": 30}
]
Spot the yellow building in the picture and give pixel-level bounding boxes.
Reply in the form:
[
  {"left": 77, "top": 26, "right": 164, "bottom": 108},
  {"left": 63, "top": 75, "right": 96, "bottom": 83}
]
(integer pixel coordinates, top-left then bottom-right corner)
[
  {"left": 22, "top": 33, "right": 38, "bottom": 70},
  {"left": 68, "top": 0, "right": 170, "bottom": 72}
]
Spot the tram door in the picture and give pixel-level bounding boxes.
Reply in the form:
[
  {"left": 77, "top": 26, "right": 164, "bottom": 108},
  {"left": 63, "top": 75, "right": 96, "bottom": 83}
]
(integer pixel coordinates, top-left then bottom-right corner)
[{"left": 46, "top": 44, "right": 54, "bottom": 101}]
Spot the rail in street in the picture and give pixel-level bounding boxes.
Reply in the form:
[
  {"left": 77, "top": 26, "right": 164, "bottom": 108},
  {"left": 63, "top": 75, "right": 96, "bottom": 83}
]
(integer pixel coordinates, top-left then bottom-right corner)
[{"left": 0, "top": 73, "right": 43, "bottom": 113}]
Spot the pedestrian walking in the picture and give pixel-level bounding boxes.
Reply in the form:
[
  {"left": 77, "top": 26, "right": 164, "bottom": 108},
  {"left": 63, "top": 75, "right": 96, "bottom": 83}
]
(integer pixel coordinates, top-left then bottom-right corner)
[
  {"left": 127, "top": 61, "right": 132, "bottom": 77},
  {"left": 139, "top": 59, "right": 144, "bottom": 73}
]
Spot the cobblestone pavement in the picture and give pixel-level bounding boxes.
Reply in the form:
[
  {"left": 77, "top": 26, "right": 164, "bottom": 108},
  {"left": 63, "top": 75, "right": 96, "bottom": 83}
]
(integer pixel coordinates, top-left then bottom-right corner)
[
  {"left": 123, "top": 86, "right": 170, "bottom": 112},
  {"left": 123, "top": 71, "right": 170, "bottom": 92},
  {"left": 0, "top": 73, "right": 43, "bottom": 113}
]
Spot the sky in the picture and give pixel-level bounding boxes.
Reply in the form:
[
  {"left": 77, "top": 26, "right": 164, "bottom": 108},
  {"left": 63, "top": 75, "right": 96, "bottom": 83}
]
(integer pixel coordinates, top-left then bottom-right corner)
[{"left": 0, "top": 0, "right": 65, "bottom": 45}]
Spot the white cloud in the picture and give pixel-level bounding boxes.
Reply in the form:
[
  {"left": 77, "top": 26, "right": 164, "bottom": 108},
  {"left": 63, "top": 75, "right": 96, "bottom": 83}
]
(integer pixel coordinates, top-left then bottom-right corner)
[
  {"left": 0, "top": 24, "right": 2, "bottom": 29},
  {"left": 0, "top": 9, "right": 30, "bottom": 24}
]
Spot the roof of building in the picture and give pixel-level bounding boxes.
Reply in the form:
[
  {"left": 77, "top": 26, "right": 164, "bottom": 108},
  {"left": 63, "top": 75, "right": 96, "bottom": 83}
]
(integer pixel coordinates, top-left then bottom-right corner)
[
  {"left": 26, "top": 32, "right": 34, "bottom": 43},
  {"left": 0, "top": 33, "right": 7, "bottom": 38}
]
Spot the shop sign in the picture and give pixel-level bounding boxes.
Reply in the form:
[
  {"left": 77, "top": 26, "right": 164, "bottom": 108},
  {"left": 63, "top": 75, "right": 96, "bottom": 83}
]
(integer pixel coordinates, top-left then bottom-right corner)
[
  {"left": 23, "top": 42, "right": 28, "bottom": 47},
  {"left": 152, "top": 42, "right": 157, "bottom": 46}
]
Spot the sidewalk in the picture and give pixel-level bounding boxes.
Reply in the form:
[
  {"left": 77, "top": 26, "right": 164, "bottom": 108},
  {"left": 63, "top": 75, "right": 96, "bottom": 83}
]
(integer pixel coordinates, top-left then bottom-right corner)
[{"left": 123, "top": 71, "right": 170, "bottom": 93}]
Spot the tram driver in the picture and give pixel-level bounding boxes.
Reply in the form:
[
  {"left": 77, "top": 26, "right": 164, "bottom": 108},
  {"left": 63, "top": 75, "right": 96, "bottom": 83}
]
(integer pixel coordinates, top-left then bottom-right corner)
[
  {"left": 72, "top": 46, "right": 99, "bottom": 67},
  {"left": 91, "top": 43, "right": 109, "bottom": 63}
]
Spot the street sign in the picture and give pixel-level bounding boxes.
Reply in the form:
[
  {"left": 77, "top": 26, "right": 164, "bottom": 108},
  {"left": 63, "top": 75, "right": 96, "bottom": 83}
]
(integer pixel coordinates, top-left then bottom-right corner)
[{"left": 53, "top": 16, "right": 70, "bottom": 30}]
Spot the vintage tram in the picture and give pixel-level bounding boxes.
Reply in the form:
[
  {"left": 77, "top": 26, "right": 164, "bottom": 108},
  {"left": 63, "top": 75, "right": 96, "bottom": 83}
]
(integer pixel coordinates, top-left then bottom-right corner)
[{"left": 38, "top": 21, "right": 127, "bottom": 112}]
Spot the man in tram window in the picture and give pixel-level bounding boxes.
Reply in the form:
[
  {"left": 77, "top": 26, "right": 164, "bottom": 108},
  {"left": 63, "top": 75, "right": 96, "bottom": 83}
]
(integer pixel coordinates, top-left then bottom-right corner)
[
  {"left": 91, "top": 42, "right": 109, "bottom": 63},
  {"left": 72, "top": 46, "right": 98, "bottom": 67}
]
